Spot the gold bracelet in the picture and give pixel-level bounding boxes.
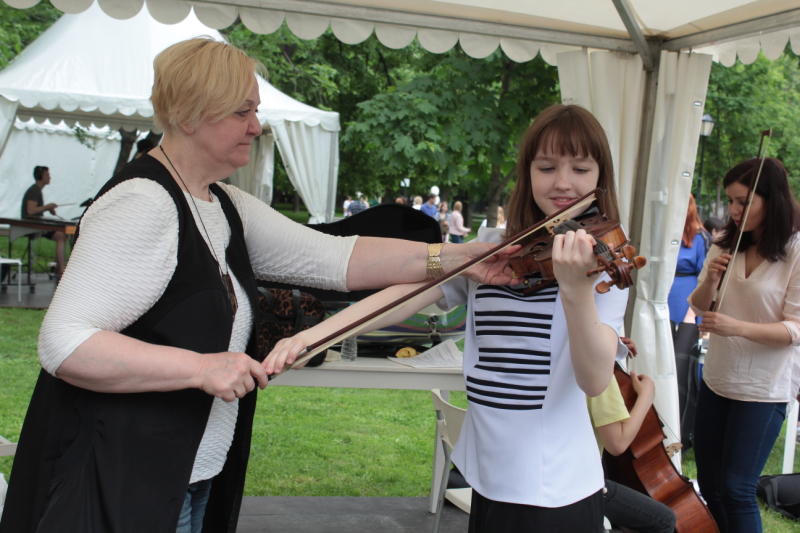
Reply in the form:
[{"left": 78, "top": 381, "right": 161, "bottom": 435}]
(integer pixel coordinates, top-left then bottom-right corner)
[{"left": 426, "top": 242, "right": 445, "bottom": 280}]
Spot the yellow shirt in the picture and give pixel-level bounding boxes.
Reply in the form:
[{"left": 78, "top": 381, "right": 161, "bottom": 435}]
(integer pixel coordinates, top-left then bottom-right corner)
[{"left": 588, "top": 377, "right": 630, "bottom": 452}]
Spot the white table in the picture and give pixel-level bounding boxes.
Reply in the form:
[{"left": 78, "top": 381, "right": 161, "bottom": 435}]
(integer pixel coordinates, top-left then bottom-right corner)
[{"left": 270, "top": 356, "right": 464, "bottom": 513}]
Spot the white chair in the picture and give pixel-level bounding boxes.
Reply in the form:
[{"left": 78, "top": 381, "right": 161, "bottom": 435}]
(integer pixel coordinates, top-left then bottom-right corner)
[
  {"left": 431, "top": 389, "right": 471, "bottom": 532},
  {"left": 0, "top": 256, "right": 22, "bottom": 302},
  {"left": 0, "top": 435, "right": 16, "bottom": 457}
]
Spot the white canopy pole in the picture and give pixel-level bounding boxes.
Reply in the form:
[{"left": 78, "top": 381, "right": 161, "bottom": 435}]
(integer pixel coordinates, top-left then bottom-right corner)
[
  {"left": 628, "top": 51, "right": 713, "bottom": 452},
  {"left": 558, "top": 48, "right": 713, "bottom": 459}
]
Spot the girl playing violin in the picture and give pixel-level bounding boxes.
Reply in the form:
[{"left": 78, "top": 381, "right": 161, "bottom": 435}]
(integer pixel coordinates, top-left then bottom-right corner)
[
  {"left": 264, "top": 104, "right": 629, "bottom": 532},
  {"left": 689, "top": 157, "right": 800, "bottom": 533}
]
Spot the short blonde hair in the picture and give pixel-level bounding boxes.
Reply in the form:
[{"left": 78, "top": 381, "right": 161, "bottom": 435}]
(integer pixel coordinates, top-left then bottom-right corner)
[{"left": 151, "top": 37, "right": 262, "bottom": 131}]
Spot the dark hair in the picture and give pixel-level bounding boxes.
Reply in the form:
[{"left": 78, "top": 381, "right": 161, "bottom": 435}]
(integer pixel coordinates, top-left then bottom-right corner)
[
  {"left": 703, "top": 216, "right": 724, "bottom": 235},
  {"left": 33, "top": 165, "right": 49, "bottom": 182},
  {"left": 716, "top": 157, "right": 800, "bottom": 262},
  {"left": 506, "top": 104, "right": 619, "bottom": 238}
]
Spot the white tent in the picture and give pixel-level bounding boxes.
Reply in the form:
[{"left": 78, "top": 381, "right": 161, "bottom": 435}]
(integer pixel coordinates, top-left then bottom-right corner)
[
  {"left": 0, "top": 3, "right": 341, "bottom": 222},
  {"left": 4, "top": 0, "right": 800, "bottom": 467}
]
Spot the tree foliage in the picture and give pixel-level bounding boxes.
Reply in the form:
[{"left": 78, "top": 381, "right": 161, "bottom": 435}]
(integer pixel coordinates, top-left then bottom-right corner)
[
  {"left": 0, "top": 1, "right": 60, "bottom": 70},
  {"left": 224, "top": 25, "right": 558, "bottom": 215},
  {"left": 698, "top": 48, "right": 800, "bottom": 215}
]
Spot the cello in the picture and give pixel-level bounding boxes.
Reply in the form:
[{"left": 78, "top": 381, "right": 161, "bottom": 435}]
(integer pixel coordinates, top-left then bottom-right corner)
[{"left": 603, "top": 362, "right": 719, "bottom": 533}]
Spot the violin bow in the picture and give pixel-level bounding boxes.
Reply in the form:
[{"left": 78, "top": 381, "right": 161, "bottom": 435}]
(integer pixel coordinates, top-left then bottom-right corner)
[
  {"left": 711, "top": 129, "right": 772, "bottom": 312},
  {"left": 277, "top": 190, "right": 601, "bottom": 372}
]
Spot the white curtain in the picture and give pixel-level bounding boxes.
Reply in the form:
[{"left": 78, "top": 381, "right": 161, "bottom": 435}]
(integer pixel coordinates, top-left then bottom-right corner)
[
  {"left": 557, "top": 49, "right": 713, "bottom": 449},
  {"left": 228, "top": 130, "right": 275, "bottom": 204},
  {"left": 270, "top": 120, "right": 339, "bottom": 223},
  {"left": 0, "top": 96, "right": 18, "bottom": 158},
  {"left": 627, "top": 51, "right": 712, "bottom": 445},
  {"left": 557, "top": 49, "right": 645, "bottom": 230}
]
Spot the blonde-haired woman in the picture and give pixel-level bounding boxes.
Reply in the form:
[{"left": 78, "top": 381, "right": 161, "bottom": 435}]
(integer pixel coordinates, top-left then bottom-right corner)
[{"left": 0, "top": 38, "right": 517, "bottom": 533}]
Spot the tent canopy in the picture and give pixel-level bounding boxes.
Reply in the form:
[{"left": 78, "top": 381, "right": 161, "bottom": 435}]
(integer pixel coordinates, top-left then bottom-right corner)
[
  {"left": 0, "top": 2, "right": 341, "bottom": 221},
  {"left": 5, "top": 0, "right": 796, "bottom": 66}
]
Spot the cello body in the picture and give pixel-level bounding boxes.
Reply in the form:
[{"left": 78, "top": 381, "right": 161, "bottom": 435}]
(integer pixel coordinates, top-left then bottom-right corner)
[{"left": 603, "top": 364, "right": 719, "bottom": 533}]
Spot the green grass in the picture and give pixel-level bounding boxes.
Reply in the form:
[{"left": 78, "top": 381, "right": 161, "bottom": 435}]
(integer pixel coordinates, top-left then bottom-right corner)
[
  {"left": 0, "top": 236, "right": 60, "bottom": 274},
  {"left": 1, "top": 308, "right": 799, "bottom": 530}
]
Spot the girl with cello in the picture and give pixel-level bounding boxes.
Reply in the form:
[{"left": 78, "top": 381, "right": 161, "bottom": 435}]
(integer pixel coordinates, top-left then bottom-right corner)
[
  {"left": 265, "top": 104, "right": 629, "bottom": 532},
  {"left": 689, "top": 157, "right": 800, "bottom": 533}
]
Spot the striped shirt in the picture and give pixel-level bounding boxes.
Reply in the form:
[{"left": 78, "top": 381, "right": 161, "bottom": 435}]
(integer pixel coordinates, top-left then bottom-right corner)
[{"left": 439, "top": 227, "right": 628, "bottom": 508}]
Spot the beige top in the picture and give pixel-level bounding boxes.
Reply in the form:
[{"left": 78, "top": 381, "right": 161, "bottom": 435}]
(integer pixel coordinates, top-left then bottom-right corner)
[{"left": 690, "top": 234, "right": 800, "bottom": 402}]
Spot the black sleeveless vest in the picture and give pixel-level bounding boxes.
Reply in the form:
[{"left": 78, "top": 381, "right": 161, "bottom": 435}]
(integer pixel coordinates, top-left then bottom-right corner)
[{"left": 1, "top": 155, "right": 261, "bottom": 533}]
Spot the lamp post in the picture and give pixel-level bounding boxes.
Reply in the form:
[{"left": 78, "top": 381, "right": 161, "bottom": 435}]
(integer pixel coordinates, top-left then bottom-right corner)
[{"left": 696, "top": 113, "right": 715, "bottom": 211}]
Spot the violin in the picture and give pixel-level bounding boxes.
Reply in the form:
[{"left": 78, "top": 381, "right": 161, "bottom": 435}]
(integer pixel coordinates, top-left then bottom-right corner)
[
  {"left": 604, "top": 363, "right": 719, "bottom": 533},
  {"left": 279, "top": 189, "right": 645, "bottom": 370},
  {"left": 508, "top": 212, "right": 646, "bottom": 294}
]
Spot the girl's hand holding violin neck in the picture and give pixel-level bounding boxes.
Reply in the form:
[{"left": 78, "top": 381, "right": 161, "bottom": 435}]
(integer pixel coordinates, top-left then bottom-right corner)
[
  {"left": 698, "top": 311, "right": 741, "bottom": 337},
  {"left": 263, "top": 334, "right": 309, "bottom": 376},
  {"left": 198, "top": 351, "right": 269, "bottom": 402},
  {"left": 551, "top": 229, "right": 598, "bottom": 291}
]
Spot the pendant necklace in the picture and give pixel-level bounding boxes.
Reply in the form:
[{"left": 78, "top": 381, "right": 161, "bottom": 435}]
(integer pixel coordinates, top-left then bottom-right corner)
[{"left": 160, "top": 146, "right": 238, "bottom": 316}]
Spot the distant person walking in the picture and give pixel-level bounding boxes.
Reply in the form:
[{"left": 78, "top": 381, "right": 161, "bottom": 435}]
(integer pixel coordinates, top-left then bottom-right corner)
[{"left": 448, "top": 201, "right": 470, "bottom": 243}]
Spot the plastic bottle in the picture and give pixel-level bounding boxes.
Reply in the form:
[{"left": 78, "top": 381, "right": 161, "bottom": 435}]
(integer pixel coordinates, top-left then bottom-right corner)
[{"left": 340, "top": 336, "right": 358, "bottom": 361}]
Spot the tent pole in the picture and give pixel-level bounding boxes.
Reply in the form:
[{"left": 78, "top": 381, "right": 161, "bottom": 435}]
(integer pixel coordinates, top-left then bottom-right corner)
[
  {"left": 624, "top": 54, "right": 660, "bottom": 334},
  {"left": 611, "top": 0, "right": 657, "bottom": 71}
]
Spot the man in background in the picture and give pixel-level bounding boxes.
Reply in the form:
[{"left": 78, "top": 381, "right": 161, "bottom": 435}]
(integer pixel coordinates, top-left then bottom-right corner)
[
  {"left": 420, "top": 194, "right": 438, "bottom": 220},
  {"left": 21, "top": 165, "right": 66, "bottom": 280}
]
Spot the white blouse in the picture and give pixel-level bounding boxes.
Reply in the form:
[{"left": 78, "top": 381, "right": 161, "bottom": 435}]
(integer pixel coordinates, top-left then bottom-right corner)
[
  {"left": 691, "top": 234, "right": 800, "bottom": 403},
  {"left": 39, "top": 178, "right": 357, "bottom": 482},
  {"left": 439, "top": 227, "right": 628, "bottom": 507}
]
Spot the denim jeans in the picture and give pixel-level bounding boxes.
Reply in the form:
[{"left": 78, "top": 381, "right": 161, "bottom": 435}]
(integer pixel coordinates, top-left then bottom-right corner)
[
  {"left": 694, "top": 381, "right": 786, "bottom": 533},
  {"left": 603, "top": 479, "right": 675, "bottom": 533},
  {"left": 449, "top": 234, "right": 464, "bottom": 243},
  {"left": 176, "top": 479, "right": 213, "bottom": 533}
]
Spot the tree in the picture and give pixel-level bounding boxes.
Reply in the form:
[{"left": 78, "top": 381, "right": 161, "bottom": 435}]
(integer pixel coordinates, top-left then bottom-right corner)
[
  {"left": 225, "top": 26, "right": 560, "bottom": 216},
  {"left": 700, "top": 47, "right": 800, "bottom": 215},
  {"left": 0, "top": 1, "right": 60, "bottom": 70},
  {"left": 342, "top": 49, "right": 559, "bottom": 222}
]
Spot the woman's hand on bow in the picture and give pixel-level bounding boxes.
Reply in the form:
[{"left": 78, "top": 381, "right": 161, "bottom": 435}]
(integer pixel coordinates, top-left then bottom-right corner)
[
  {"left": 263, "top": 333, "right": 310, "bottom": 376},
  {"left": 697, "top": 311, "right": 741, "bottom": 337},
  {"left": 705, "top": 253, "right": 731, "bottom": 285},
  {"left": 198, "top": 351, "right": 269, "bottom": 402},
  {"left": 451, "top": 242, "right": 522, "bottom": 285}
]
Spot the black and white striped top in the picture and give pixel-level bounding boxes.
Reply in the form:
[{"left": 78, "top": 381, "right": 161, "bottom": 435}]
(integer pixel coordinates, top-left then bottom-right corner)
[
  {"left": 439, "top": 227, "right": 629, "bottom": 508},
  {"left": 467, "top": 280, "right": 556, "bottom": 411}
]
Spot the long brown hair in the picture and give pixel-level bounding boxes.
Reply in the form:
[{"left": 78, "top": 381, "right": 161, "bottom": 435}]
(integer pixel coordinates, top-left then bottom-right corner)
[
  {"left": 505, "top": 104, "right": 619, "bottom": 238},
  {"left": 682, "top": 194, "right": 703, "bottom": 247},
  {"left": 716, "top": 157, "right": 800, "bottom": 262}
]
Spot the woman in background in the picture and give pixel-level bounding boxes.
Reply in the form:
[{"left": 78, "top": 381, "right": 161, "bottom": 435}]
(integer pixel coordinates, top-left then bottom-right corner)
[
  {"left": 448, "top": 200, "right": 471, "bottom": 243},
  {"left": 668, "top": 194, "right": 707, "bottom": 325},
  {"left": 690, "top": 157, "right": 800, "bottom": 533}
]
